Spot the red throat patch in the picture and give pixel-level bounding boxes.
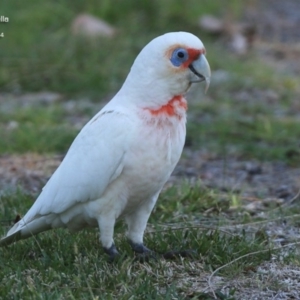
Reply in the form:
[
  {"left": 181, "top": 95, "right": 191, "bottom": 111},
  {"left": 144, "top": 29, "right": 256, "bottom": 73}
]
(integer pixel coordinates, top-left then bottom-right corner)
[{"left": 146, "top": 95, "right": 187, "bottom": 118}]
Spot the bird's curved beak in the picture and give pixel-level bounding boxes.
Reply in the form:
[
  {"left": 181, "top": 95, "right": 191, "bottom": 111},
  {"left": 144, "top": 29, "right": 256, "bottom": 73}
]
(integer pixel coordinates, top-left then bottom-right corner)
[{"left": 189, "top": 54, "right": 211, "bottom": 93}]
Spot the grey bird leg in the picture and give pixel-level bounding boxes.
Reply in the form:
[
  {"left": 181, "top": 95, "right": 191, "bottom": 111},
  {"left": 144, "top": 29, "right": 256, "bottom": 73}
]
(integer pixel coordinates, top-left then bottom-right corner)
[{"left": 125, "top": 193, "right": 159, "bottom": 257}]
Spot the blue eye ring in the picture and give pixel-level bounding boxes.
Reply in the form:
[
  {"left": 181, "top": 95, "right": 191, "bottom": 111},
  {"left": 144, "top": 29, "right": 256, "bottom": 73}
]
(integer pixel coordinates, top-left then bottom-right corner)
[{"left": 170, "top": 48, "right": 189, "bottom": 67}]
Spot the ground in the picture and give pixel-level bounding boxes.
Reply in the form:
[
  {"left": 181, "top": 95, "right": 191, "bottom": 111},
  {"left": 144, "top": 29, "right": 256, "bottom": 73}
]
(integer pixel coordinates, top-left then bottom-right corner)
[{"left": 0, "top": 1, "right": 300, "bottom": 299}]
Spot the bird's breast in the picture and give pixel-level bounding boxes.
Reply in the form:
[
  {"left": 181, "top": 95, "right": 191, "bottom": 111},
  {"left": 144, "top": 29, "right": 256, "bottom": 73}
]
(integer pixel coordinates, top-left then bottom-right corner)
[{"left": 122, "top": 104, "right": 186, "bottom": 200}]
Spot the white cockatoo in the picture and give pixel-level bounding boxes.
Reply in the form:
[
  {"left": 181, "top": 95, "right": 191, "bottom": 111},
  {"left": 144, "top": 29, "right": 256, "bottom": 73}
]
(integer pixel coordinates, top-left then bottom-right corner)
[{"left": 0, "top": 32, "right": 211, "bottom": 258}]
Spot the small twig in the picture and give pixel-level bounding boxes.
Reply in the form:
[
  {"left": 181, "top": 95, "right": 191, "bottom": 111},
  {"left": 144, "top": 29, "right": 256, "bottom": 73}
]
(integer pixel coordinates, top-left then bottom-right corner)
[{"left": 208, "top": 241, "right": 300, "bottom": 299}]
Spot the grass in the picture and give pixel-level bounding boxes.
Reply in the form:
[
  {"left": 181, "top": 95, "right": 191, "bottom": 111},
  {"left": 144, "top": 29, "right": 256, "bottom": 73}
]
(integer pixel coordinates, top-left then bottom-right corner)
[
  {"left": 1, "top": 185, "right": 300, "bottom": 298},
  {"left": 1, "top": 0, "right": 300, "bottom": 298},
  {"left": 0, "top": 185, "right": 275, "bottom": 299},
  {"left": 0, "top": 104, "right": 77, "bottom": 153}
]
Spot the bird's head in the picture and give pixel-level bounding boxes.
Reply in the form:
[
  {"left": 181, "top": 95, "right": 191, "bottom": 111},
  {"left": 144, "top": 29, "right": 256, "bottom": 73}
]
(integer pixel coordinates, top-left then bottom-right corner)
[{"left": 120, "top": 32, "right": 211, "bottom": 108}]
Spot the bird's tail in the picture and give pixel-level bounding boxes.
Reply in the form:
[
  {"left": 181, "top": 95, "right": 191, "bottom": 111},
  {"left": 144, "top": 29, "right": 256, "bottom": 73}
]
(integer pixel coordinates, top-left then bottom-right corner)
[{"left": 0, "top": 218, "right": 51, "bottom": 247}]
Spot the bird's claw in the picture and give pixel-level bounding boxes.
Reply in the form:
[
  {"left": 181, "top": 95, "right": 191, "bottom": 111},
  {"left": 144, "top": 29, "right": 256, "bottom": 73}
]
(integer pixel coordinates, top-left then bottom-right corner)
[
  {"left": 129, "top": 241, "right": 152, "bottom": 254},
  {"left": 129, "top": 241, "right": 157, "bottom": 261},
  {"left": 103, "top": 244, "right": 120, "bottom": 261}
]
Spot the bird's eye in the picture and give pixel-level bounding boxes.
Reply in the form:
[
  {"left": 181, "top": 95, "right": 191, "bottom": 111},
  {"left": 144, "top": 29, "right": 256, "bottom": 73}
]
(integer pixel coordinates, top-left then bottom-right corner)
[
  {"left": 170, "top": 48, "right": 188, "bottom": 67},
  {"left": 177, "top": 51, "right": 185, "bottom": 58}
]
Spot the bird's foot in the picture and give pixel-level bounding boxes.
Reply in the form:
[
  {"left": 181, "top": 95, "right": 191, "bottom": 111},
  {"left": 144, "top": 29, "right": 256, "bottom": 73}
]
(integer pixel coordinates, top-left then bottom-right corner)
[
  {"left": 129, "top": 241, "right": 151, "bottom": 254},
  {"left": 129, "top": 241, "right": 157, "bottom": 262},
  {"left": 103, "top": 244, "right": 120, "bottom": 261}
]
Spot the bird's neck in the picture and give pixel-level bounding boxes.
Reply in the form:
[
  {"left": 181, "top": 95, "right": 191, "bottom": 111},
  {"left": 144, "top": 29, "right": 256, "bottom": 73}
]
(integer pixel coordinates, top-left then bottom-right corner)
[{"left": 144, "top": 95, "right": 187, "bottom": 119}]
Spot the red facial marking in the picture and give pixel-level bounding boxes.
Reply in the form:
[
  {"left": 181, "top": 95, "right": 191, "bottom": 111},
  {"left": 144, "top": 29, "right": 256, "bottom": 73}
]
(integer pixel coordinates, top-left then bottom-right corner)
[
  {"left": 146, "top": 95, "right": 187, "bottom": 118},
  {"left": 182, "top": 48, "right": 204, "bottom": 68}
]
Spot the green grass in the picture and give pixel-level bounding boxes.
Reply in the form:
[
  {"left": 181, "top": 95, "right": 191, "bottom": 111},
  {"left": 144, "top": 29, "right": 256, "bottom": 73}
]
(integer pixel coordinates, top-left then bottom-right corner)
[
  {"left": 0, "top": 105, "right": 78, "bottom": 153},
  {"left": 0, "top": 186, "right": 274, "bottom": 299},
  {"left": 2, "top": 183, "right": 299, "bottom": 298},
  {"left": 187, "top": 110, "right": 300, "bottom": 164}
]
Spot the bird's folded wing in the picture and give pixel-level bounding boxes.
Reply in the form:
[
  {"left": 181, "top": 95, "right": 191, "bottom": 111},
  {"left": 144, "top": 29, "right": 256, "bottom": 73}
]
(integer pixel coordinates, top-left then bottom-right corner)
[{"left": 22, "top": 110, "right": 133, "bottom": 223}]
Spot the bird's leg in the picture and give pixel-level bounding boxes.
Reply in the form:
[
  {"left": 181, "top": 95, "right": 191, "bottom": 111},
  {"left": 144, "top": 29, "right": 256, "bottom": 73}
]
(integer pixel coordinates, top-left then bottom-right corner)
[
  {"left": 125, "top": 195, "right": 158, "bottom": 254},
  {"left": 97, "top": 215, "right": 119, "bottom": 260}
]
